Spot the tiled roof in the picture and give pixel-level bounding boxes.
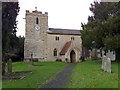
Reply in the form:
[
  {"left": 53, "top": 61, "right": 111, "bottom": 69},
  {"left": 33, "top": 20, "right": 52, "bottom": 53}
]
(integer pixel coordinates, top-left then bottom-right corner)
[
  {"left": 47, "top": 28, "right": 81, "bottom": 35},
  {"left": 60, "top": 41, "right": 71, "bottom": 55}
]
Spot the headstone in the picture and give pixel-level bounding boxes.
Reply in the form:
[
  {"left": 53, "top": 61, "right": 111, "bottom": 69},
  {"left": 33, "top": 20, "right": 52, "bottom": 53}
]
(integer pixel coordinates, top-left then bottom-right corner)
[
  {"left": 106, "top": 57, "right": 111, "bottom": 73},
  {"left": 102, "top": 55, "right": 111, "bottom": 73},
  {"left": 105, "top": 50, "right": 115, "bottom": 61},
  {"left": 101, "top": 58, "right": 104, "bottom": 70},
  {"left": 104, "top": 60, "right": 107, "bottom": 72},
  {"left": 101, "top": 55, "right": 107, "bottom": 70},
  {"left": 7, "top": 59, "right": 12, "bottom": 74}
]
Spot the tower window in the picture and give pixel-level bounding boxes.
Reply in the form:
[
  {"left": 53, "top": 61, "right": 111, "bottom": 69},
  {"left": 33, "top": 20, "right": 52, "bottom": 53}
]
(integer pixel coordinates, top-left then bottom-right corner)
[
  {"left": 58, "top": 37, "right": 59, "bottom": 40},
  {"left": 55, "top": 36, "right": 59, "bottom": 41},
  {"left": 54, "top": 48, "right": 57, "bottom": 56},
  {"left": 36, "top": 17, "right": 39, "bottom": 24}
]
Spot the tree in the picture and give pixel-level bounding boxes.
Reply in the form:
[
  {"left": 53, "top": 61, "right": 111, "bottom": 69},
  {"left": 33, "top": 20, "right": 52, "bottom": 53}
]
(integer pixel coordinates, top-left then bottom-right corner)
[
  {"left": 103, "top": 3, "right": 120, "bottom": 60},
  {"left": 81, "top": 2, "right": 120, "bottom": 61},
  {"left": 10, "top": 36, "right": 24, "bottom": 62},
  {"left": 2, "top": 2, "right": 20, "bottom": 75}
]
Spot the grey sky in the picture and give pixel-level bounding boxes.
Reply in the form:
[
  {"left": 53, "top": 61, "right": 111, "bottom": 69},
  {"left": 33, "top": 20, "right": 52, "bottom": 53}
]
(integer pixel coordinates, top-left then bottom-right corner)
[{"left": 16, "top": 0, "right": 96, "bottom": 36}]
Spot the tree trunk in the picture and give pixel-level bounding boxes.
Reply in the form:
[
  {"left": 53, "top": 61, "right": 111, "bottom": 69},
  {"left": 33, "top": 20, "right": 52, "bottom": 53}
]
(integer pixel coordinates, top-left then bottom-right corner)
[{"left": 115, "top": 48, "right": 120, "bottom": 62}]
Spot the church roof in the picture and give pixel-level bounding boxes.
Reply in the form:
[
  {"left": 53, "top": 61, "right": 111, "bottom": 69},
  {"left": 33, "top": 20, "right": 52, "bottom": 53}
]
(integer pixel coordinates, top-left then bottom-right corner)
[
  {"left": 47, "top": 28, "right": 81, "bottom": 35},
  {"left": 60, "top": 41, "right": 71, "bottom": 55}
]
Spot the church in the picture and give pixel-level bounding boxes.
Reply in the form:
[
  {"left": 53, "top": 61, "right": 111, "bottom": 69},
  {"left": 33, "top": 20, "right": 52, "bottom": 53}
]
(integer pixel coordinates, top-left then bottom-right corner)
[{"left": 24, "top": 9, "right": 82, "bottom": 63}]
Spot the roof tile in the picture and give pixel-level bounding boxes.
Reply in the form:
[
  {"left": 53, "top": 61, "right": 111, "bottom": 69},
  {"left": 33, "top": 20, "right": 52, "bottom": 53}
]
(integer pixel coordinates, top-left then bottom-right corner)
[
  {"left": 60, "top": 41, "right": 71, "bottom": 55},
  {"left": 48, "top": 28, "right": 81, "bottom": 35}
]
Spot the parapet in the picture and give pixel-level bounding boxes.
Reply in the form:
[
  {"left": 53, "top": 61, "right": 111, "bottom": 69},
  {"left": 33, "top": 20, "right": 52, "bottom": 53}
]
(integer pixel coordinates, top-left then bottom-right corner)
[
  {"left": 26, "top": 10, "right": 48, "bottom": 16},
  {"left": 45, "top": 12, "right": 48, "bottom": 15},
  {"left": 26, "top": 10, "right": 29, "bottom": 13}
]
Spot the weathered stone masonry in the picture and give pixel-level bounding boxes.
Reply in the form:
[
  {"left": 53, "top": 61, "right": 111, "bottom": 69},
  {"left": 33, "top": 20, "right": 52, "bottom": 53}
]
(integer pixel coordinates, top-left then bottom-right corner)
[{"left": 24, "top": 10, "right": 82, "bottom": 63}]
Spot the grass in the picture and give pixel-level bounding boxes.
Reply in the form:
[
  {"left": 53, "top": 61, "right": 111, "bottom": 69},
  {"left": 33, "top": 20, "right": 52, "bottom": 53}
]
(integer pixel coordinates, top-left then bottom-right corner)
[
  {"left": 2, "top": 61, "right": 67, "bottom": 88},
  {"left": 0, "top": 81, "right": 2, "bottom": 90},
  {"left": 67, "top": 60, "right": 118, "bottom": 88}
]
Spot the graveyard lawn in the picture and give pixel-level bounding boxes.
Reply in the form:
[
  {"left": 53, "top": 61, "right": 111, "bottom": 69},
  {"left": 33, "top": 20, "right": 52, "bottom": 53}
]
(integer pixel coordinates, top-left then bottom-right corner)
[
  {"left": 2, "top": 62, "right": 67, "bottom": 88},
  {"left": 67, "top": 60, "right": 118, "bottom": 88}
]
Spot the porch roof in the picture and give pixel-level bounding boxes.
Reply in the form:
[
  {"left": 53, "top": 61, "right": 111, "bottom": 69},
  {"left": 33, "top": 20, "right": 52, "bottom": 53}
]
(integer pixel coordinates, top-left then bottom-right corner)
[{"left": 60, "top": 41, "right": 71, "bottom": 55}]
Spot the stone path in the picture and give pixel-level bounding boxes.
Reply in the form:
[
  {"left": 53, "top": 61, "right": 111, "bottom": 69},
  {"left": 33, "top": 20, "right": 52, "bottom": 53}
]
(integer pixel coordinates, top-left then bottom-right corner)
[{"left": 40, "top": 63, "right": 75, "bottom": 88}]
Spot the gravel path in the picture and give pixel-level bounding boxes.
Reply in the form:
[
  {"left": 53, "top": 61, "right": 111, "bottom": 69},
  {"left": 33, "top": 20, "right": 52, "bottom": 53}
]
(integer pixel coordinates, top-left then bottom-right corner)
[{"left": 40, "top": 63, "right": 75, "bottom": 88}]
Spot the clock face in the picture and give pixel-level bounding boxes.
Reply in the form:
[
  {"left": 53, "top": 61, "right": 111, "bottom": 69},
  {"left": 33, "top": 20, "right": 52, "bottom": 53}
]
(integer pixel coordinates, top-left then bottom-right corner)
[{"left": 34, "top": 24, "right": 40, "bottom": 31}]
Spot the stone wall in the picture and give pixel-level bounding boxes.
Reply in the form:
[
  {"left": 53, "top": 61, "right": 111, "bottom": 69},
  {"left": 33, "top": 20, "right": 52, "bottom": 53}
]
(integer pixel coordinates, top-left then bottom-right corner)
[
  {"left": 24, "top": 10, "right": 48, "bottom": 61},
  {"left": 47, "top": 34, "right": 82, "bottom": 61}
]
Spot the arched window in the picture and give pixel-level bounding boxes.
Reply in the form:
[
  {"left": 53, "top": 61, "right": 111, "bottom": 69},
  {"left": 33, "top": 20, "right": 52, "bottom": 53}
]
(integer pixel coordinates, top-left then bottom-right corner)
[
  {"left": 54, "top": 48, "right": 57, "bottom": 56},
  {"left": 36, "top": 17, "right": 39, "bottom": 24}
]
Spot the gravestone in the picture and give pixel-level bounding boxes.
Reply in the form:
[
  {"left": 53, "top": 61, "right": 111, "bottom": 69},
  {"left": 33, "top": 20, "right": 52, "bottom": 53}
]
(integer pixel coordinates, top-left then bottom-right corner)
[
  {"left": 98, "top": 50, "right": 115, "bottom": 61},
  {"left": 7, "top": 59, "right": 12, "bottom": 74},
  {"left": 106, "top": 50, "right": 115, "bottom": 61},
  {"left": 101, "top": 55, "right": 107, "bottom": 71},
  {"left": 104, "top": 60, "right": 107, "bottom": 72},
  {"left": 106, "top": 57, "right": 111, "bottom": 73},
  {"left": 102, "top": 55, "right": 111, "bottom": 73}
]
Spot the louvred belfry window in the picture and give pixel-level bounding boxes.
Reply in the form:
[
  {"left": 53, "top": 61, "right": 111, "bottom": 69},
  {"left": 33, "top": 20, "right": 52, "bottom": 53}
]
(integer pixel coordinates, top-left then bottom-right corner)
[{"left": 36, "top": 17, "right": 39, "bottom": 24}]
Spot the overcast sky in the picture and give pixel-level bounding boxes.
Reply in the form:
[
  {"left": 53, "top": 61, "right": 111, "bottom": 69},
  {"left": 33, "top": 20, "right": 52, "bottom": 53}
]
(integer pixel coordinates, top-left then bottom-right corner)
[{"left": 16, "top": 0, "right": 98, "bottom": 36}]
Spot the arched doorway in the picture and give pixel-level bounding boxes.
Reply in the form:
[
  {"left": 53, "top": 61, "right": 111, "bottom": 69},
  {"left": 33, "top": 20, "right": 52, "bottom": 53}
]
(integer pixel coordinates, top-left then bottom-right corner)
[{"left": 70, "top": 50, "right": 76, "bottom": 63}]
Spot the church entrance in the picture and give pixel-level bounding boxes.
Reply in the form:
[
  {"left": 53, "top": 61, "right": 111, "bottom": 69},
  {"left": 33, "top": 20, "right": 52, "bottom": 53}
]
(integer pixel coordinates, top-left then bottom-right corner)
[{"left": 70, "top": 50, "right": 76, "bottom": 63}]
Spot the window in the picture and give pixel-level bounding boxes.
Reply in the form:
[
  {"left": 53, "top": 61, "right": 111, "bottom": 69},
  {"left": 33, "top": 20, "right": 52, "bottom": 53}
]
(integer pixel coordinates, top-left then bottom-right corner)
[
  {"left": 57, "top": 37, "right": 59, "bottom": 40},
  {"left": 54, "top": 48, "right": 57, "bottom": 56},
  {"left": 55, "top": 36, "right": 59, "bottom": 41},
  {"left": 36, "top": 17, "right": 39, "bottom": 24},
  {"left": 56, "top": 36, "right": 57, "bottom": 40},
  {"left": 71, "top": 37, "right": 74, "bottom": 40}
]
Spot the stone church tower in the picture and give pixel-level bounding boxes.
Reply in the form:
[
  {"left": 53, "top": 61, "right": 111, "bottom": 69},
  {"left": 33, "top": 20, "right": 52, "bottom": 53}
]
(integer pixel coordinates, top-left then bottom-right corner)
[{"left": 24, "top": 9, "right": 48, "bottom": 61}]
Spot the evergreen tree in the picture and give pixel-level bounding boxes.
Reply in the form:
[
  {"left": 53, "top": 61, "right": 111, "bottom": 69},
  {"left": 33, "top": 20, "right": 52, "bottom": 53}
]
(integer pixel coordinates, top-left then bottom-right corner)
[
  {"left": 81, "top": 2, "right": 120, "bottom": 61},
  {"left": 2, "top": 2, "right": 20, "bottom": 75}
]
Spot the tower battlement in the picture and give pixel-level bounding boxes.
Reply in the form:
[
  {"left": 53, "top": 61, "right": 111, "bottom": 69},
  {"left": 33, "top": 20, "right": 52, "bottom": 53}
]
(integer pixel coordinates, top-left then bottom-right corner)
[{"left": 26, "top": 10, "right": 48, "bottom": 16}]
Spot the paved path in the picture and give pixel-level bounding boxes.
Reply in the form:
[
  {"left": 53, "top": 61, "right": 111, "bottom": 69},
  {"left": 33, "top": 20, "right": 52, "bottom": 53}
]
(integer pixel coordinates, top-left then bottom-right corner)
[{"left": 40, "top": 63, "right": 75, "bottom": 88}]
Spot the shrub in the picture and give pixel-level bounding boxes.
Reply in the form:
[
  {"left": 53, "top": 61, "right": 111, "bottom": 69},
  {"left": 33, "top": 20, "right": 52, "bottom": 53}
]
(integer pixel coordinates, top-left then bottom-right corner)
[{"left": 56, "top": 59, "right": 62, "bottom": 62}]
